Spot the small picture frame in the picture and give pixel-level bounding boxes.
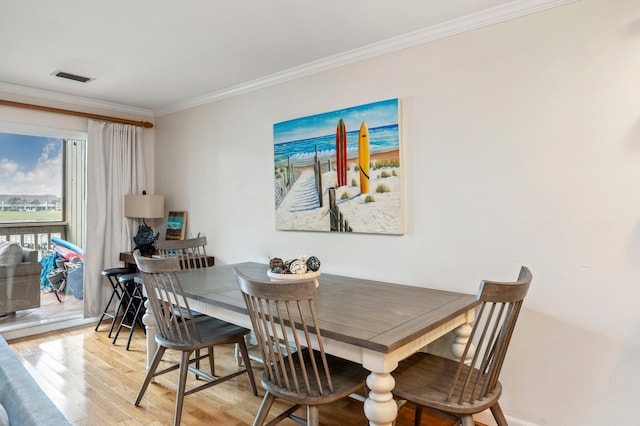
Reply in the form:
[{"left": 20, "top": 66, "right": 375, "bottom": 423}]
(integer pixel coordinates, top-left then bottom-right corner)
[{"left": 166, "top": 211, "right": 187, "bottom": 240}]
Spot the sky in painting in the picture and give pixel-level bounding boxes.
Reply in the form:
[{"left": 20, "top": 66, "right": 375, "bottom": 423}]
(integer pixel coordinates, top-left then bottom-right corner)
[
  {"left": 0, "top": 132, "right": 62, "bottom": 196},
  {"left": 274, "top": 98, "right": 399, "bottom": 144}
]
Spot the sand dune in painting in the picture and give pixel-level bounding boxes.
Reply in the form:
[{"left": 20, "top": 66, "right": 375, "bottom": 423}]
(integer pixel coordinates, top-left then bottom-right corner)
[{"left": 276, "top": 150, "right": 402, "bottom": 234}]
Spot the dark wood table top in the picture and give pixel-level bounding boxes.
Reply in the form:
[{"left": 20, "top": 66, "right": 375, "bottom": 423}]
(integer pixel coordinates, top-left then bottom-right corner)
[{"left": 176, "top": 262, "right": 478, "bottom": 354}]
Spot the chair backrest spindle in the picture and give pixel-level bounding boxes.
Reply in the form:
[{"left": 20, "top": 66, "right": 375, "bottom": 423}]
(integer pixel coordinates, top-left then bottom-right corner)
[
  {"left": 133, "top": 250, "right": 201, "bottom": 345},
  {"left": 447, "top": 266, "right": 532, "bottom": 405},
  {"left": 155, "top": 236, "right": 209, "bottom": 270},
  {"left": 234, "top": 267, "right": 334, "bottom": 397}
]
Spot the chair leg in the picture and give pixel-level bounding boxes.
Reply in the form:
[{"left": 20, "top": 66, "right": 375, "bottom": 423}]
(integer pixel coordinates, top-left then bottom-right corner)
[
  {"left": 414, "top": 405, "right": 423, "bottom": 426},
  {"left": 460, "top": 415, "right": 475, "bottom": 426},
  {"left": 208, "top": 347, "right": 216, "bottom": 376},
  {"left": 135, "top": 297, "right": 146, "bottom": 329},
  {"left": 307, "top": 405, "right": 320, "bottom": 426},
  {"left": 194, "top": 347, "right": 214, "bottom": 381},
  {"left": 237, "top": 336, "right": 258, "bottom": 396},
  {"left": 125, "top": 295, "right": 145, "bottom": 350},
  {"left": 253, "top": 392, "right": 276, "bottom": 426},
  {"left": 108, "top": 282, "right": 128, "bottom": 338},
  {"left": 112, "top": 288, "right": 137, "bottom": 346},
  {"left": 95, "top": 278, "right": 121, "bottom": 331},
  {"left": 491, "top": 402, "right": 508, "bottom": 426},
  {"left": 174, "top": 351, "right": 192, "bottom": 426},
  {"left": 135, "top": 346, "right": 166, "bottom": 406}
]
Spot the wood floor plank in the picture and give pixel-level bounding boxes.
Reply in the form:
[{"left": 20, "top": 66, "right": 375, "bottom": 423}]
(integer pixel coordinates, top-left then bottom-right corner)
[{"left": 8, "top": 325, "right": 486, "bottom": 425}]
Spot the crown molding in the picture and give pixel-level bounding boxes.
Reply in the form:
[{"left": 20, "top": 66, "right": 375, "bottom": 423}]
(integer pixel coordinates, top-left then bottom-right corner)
[
  {"left": 1, "top": 0, "right": 578, "bottom": 118},
  {"left": 155, "top": 0, "right": 578, "bottom": 116},
  {"left": 0, "top": 82, "right": 154, "bottom": 118}
]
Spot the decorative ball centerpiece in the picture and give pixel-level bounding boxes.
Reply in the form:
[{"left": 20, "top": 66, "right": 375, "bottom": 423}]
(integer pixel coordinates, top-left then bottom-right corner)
[
  {"left": 267, "top": 255, "right": 321, "bottom": 285},
  {"left": 306, "top": 256, "right": 321, "bottom": 272}
]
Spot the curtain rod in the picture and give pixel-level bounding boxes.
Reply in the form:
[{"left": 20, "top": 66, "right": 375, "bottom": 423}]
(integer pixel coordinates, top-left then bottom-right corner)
[{"left": 0, "top": 99, "right": 154, "bottom": 128}]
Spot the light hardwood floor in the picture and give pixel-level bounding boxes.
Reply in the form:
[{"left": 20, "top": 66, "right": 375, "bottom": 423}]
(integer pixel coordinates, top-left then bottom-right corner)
[
  {"left": 8, "top": 324, "right": 486, "bottom": 426},
  {"left": 0, "top": 289, "right": 83, "bottom": 327}
]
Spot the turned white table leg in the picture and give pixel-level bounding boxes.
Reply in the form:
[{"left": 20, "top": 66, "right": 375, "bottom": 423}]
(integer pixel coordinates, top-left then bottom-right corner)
[
  {"left": 363, "top": 372, "right": 397, "bottom": 426},
  {"left": 451, "top": 310, "right": 475, "bottom": 361},
  {"left": 141, "top": 299, "right": 157, "bottom": 369}
]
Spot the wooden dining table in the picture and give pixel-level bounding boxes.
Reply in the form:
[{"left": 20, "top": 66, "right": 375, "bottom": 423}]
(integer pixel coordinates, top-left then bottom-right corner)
[{"left": 139, "top": 262, "right": 478, "bottom": 426}]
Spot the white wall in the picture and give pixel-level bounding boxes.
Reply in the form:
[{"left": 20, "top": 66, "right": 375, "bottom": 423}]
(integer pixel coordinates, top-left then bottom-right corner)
[{"left": 155, "top": 0, "right": 640, "bottom": 424}]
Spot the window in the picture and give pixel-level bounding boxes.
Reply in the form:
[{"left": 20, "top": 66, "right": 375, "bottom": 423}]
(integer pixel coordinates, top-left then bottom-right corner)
[
  {"left": 0, "top": 131, "right": 64, "bottom": 222},
  {"left": 0, "top": 124, "right": 87, "bottom": 252}
]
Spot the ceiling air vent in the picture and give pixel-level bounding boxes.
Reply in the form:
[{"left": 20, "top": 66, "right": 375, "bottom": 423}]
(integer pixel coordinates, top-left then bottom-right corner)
[{"left": 51, "top": 70, "right": 94, "bottom": 83}]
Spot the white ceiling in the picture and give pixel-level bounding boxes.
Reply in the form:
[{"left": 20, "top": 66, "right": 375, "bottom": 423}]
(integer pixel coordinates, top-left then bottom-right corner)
[{"left": 0, "top": 0, "right": 573, "bottom": 116}]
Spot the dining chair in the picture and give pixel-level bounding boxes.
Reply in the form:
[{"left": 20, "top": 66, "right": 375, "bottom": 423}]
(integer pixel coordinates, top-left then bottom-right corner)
[
  {"left": 156, "top": 235, "right": 228, "bottom": 371},
  {"left": 133, "top": 250, "right": 258, "bottom": 426},
  {"left": 391, "top": 266, "right": 532, "bottom": 426},
  {"left": 155, "top": 236, "right": 210, "bottom": 270},
  {"left": 234, "top": 267, "right": 369, "bottom": 426}
]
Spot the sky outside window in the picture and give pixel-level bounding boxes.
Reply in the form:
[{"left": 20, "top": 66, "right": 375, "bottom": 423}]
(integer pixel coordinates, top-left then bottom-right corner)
[
  {"left": 0, "top": 131, "right": 63, "bottom": 222},
  {"left": 0, "top": 132, "right": 62, "bottom": 196}
]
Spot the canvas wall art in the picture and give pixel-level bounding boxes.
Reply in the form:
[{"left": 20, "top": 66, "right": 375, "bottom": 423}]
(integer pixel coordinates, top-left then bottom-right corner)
[
  {"left": 166, "top": 211, "right": 187, "bottom": 240},
  {"left": 274, "top": 98, "right": 402, "bottom": 234}
]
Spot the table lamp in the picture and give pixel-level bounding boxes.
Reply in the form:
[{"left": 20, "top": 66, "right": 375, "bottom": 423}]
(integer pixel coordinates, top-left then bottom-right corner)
[{"left": 125, "top": 191, "right": 165, "bottom": 254}]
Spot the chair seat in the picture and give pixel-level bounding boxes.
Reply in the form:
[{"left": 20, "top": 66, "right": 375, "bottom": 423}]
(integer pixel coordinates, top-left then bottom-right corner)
[
  {"left": 118, "top": 272, "right": 139, "bottom": 283},
  {"left": 262, "top": 348, "right": 368, "bottom": 405},
  {"left": 155, "top": 316, "right": 251, "bottom": 352},
  {"left": 101, "top": 267, "right": 135, "bottom": 277},
  {"left": 392, "top": 352, "right": 502, "bottom": 415}
]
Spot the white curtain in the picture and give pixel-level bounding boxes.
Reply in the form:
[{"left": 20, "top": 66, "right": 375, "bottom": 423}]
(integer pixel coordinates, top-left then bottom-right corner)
[{"left": 84, "top": 120, "right": 146, "bottom": 317}]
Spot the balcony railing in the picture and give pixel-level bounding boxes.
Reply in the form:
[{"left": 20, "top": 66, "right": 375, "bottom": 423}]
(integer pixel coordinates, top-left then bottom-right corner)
[{"left": 0, "top": 222, "right": 67, "bottom": 257}]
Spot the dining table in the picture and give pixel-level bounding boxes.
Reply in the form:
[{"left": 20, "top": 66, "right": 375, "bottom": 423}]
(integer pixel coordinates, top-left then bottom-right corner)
[{"left": 139, "top": 262, "right": 478, "bottom": 426}]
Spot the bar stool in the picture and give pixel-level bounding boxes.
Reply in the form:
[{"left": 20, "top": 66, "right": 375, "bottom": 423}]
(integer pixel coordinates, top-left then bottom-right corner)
[
  {"left": 112, "top": 273, "right": 146, "bottom": 350},
  {"left": 95, "top": 267, "right": 136, "bottom": 336}
]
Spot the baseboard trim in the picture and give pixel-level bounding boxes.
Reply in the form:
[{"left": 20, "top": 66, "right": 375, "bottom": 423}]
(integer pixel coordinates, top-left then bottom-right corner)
[
  {"left": 475, "top": 410, "right": 540, "bottom": 426},
  {"left": 1, "top": 315, "right": 96, "bottom": 340}
]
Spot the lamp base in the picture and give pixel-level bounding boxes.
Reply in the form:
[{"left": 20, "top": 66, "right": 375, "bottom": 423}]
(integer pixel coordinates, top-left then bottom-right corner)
[
  {"left": 134, "top": 244, "right": 155, "bottom": 255},
  {"left": 133, "top": 224, "right": 159, "bottom": 255}
]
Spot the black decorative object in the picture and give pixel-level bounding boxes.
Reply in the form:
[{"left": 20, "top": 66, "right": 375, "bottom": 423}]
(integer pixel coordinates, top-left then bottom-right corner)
[
  {"left": 133, "top": 224, "right": 159, "bottom": 255},
  {"left": 306, "top": 256, "right": 321, "bottom": 272}
]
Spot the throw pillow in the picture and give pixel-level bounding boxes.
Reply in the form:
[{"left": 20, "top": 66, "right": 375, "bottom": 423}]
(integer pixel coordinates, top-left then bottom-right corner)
[
  {"left": 0, "top": 401, "right": 9, "bottom": 426},
  {"left": 0, "top": 241, "right": 23, "bottom": 266}
]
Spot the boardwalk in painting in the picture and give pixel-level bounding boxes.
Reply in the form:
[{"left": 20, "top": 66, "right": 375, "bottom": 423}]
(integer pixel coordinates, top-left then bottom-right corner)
[{"left": 282, "top": 170, "right": 320, "bottom": 213}]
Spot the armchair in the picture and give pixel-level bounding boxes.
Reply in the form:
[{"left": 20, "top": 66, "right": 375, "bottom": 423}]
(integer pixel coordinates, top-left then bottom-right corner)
[{"left": 0, "top": 246, "right": 42, "bottom": 316}]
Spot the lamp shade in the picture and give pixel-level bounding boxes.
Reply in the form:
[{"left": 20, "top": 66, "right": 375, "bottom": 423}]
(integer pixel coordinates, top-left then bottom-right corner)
[{"left": 125, "top": 194, "right": 164, "bottom": 219}]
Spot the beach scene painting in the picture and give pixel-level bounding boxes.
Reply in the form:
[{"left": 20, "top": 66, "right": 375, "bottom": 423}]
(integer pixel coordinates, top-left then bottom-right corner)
[{"left": 274, "top": 98, "right": 402, "bottom": 234}]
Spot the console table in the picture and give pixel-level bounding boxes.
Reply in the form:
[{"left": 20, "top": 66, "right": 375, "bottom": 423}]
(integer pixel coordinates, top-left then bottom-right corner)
[{"left": 119, "top": 251, "right": 215, "bottom": 270}]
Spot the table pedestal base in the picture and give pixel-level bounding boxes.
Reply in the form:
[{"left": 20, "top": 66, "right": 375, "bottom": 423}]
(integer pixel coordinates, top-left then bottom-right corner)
[{"left": 364, "top": 372, "right": 397, "bottom": 426}]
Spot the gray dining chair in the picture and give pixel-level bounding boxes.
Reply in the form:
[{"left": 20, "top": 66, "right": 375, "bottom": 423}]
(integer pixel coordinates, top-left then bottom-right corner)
[
  {"left": 234, "top": 267, "right": 369, "bottom": 426},
  {"left": 391, "top": 266, "right": 532, "bottom": 426},
  {"left": 155, "top": 235, "right": 210, "bottom": 269},
  {"left": 156, "top": 236, "right": 217, "bottom": 369},
  {"left": 133, "top": 250, "right": 258, "bottom": 426}
]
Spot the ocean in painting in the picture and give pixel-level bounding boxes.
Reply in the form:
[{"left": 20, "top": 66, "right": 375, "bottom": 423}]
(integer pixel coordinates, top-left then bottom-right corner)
[{"left": 274, "top": 124, "right": 399, "bottom": 167}]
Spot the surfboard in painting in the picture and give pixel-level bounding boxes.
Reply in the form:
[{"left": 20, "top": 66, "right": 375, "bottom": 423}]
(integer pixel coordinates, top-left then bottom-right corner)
[
  {"left": 336, "top": 118, "right": 347, "bottom": 187},
  {"left": 358, "top": 121, "right": 370, "bottom": 194}
]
